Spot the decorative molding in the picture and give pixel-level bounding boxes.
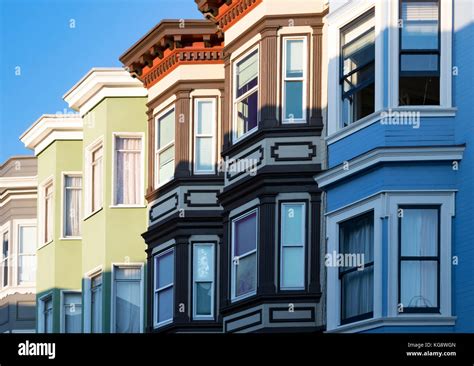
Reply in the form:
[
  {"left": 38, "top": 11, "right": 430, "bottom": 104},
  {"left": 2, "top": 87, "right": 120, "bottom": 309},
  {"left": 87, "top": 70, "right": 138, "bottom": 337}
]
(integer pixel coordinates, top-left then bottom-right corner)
[
  {"left": 149, "top": 193, "right": 179, "bottom": 223},
  {"left": 226, "top": 146, "right": 264, "bottom": 182},
  {"left": 183, "top": 189, "right": 221, "bottom": 207},
  {"left": 215, "top": 0, "right": 263, "bottom": 31},
  {"left": 270, "top": 141, "right": 316, "bottom": 162},
  {"left": 269, "top": 306, "right": 315, "bottom": 323}
]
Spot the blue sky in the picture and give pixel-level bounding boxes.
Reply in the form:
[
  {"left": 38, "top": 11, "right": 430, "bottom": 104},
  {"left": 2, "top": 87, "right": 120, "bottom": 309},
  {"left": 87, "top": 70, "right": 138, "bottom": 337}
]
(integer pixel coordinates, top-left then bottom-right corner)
[{"left": 0, "top": 0, "right": 201, "bottom": 163}]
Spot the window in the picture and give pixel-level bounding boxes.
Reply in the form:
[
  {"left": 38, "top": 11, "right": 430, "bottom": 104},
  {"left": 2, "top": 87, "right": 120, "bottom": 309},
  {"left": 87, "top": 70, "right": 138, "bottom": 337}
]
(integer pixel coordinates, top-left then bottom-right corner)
[
  {"left": 64, "top": 175, "right": 82, "bottom": 237},
  {"left": 44, "top": 182, "right": 53, "bottom": 243},
  {"left": 18, "top": 225, "right": 36, "bottom": 284},
  {"left": 399, "top": 206, "right": 440, "bottom": 312},
  {"left": 194, "top": 99, "right": 216, "bottom": 174},
  {"left": 280, "top": 203, "right": 306, "bottom": 289},
  {"left": 233, "top": 48, "right": 259, "bottom": 141},
  {"left": 154, "top": 250, "right": 174, "bottom": 327},
  {"left": 62, "top": 292, "right": 82, "bottom": 333},
  {"left": 339, "top": 211, "right": 374, "bottom": 324},
  {"left": 340, "top": 11, "right": 375, "bottom": 126},
  {"left": 91, "top": 145, "right": 103, "bottom": 213},
  {"left": 231, "top": 210, "right": 258, "bottom": 300},
  {"left": 42, "top": 296, "right": 53, "bottom": 333},
  {"left": 193, "top": 244, "right": 215, "bottom": 319},
  {"left": 113, "top": 266, "right": 142, "bottom": 333},
  {"left": 282, "top": 37, "right": 307, "bottom": 123},
  {"left": 399, "top": 0, "right": 440, "bottom": 105},
  {"left": 1, "top": 232, "right": 9, "bottom": 288},
  {"left": 155, "top": 108, "right": 175, "bottom": 186},
  {"left": 90, "top": 274, "right": 102, "bottom": 333},
  {"left": 114, "top": 136, "right": 143, "bottom": 205}
]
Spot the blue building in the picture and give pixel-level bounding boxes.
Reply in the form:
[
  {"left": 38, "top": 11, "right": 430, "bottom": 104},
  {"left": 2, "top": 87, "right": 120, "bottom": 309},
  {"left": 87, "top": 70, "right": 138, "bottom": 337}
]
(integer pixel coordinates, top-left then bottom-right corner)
[{"left": 316, "top": 0, "right": 473, "bottom": 332}]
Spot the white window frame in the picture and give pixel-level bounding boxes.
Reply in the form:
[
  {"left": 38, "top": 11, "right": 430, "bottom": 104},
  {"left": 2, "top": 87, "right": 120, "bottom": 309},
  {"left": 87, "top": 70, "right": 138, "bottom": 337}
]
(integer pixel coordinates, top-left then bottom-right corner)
[
  {"left": 282, "top": 36, "right": 308, "bottom": 124},
  {"left": 83, "top": 266, "right": 103, "bottom": 333},
  {"left": 154, "top": 106, "right": 175, "bottom": 188},
  {"left": 231, "top": 208, "right": 259, "bottom": 302},
  {"left": 38, "top": 176, "right": 54, "bottom": 247},
  {"left": 153, "top": 248, "right": 174, "bottom": 328},
  {"left": 110, "top": 263, "right": 144, "bottom": 333},
  {"left": 193, "top": 98, "right": 217, "bottom": 175},
  {"left": 84, "top": 137, "right": 104, "bottom": 218},
  {"left": 111, "top": 132, "right": 145, "bottom": 207},
  {"left": 192, "top": 243, "right": 215, "bottom": 320},
  {"left": 38, "top": 292, "right": 53, "bottom": 333},
  {"left": 232, "top": 46, "right": 260, "bottom": 143},
  {"left": 61, "top": 172, "right": 82, "bottom": 239},
  {"left": 15, "top": 219, "right": 37, "bottom": 286},
  {"left": 0, "top": 225, "right": 10, "bottom": 290},
  {"left": 60, "top": 290, "right": 82, "bottom": 333},
  {"left": 280, "top": 202, "right": 306, "bottom": 290}
]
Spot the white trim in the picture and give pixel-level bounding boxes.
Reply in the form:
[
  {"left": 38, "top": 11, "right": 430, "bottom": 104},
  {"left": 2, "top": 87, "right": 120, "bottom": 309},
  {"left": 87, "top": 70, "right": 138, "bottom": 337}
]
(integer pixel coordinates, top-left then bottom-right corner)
[
  {"left": 192, "top": 243, "right": 215, "bottom": 320},
  {"left": 0, "top": 224, "right": 11, "bottom": 290},
  {"left": 315, "top": 145, "right": 465, "bottom": 188},
  {"left": 154, "top": 105, "right": 176, "bottom": 188},
  {"left": 153, "top": 248, "right": 175, "bottom": 329},
  {"left": 0, "top": 176, "right": 37, "bottom": 189},
  {"left": 111, "top": 132, "right": 145, "bottom": 207},
  {"left": 0, "top": 191, "right": 37, "bottom": 208},
  {"left": 37, "top": 291, "right": 53, "bottom": 333},
  {"left": 61, "top": 171, "right": 82, "bottom": 240},
  {"left": 38, "top": 176, "right": 54, "bottom": 249},
  {"left": 14, "top": 218, "right": 37, "bottom": 287},
  {"left": 59, "top": 289, "right": 82, "bottom": 333},
  {"left": 83, "top": 266, "right": 103, "bottom": 333},
  {"left": 84, "top": 136, "right": 104, "bottom": 218},
  {"left": 193, "top": 98, "right": 217, "bottom": 175},
  {"left": 110, "top": 263, "right": 144, "bottom": 333}
]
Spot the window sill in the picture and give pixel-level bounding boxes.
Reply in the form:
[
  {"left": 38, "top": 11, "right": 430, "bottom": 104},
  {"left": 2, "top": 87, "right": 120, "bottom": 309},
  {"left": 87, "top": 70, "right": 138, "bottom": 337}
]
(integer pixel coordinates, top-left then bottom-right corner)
[
  {"left": 153, "top": 319, "right": 173, "bottom": 329},
  {"left": 327, "top": 315, "right": 457, "bottom": 333},
  {"left": 38, "top": 240, "right": 53, "bottom": 250},
  {"left": 231, "top": 291, "right": 257, "bottom": 304},
  {"left": 59, "top": 237, "right": 82, "bottom": 241},
  {"left": 83, "top": 207, "right": 103, "bottom": 221},
  {"left": 109, "top": 205, "right": 146, "bottom": 209},
  {"left": 232, "top": 126, "right": 258, "bottom": 145},
  {"left": 326, "top": 106, "right": 457, "bottom": 145}
]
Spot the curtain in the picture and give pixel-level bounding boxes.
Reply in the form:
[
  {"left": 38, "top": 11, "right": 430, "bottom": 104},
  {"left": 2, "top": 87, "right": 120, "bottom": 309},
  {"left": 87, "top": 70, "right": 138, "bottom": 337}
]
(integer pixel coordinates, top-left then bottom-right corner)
[
  {"left": 19, "top": 226, "right": 37, "bottom": 283},
  {"left": 116, "top": 281, "right": 140, "bottom": 333},
  {"left": 65, "top": 176, "right": 82, "bottom": 237},
  {"left": 116, "top": 137, "right": 142, "bottom": 205}
]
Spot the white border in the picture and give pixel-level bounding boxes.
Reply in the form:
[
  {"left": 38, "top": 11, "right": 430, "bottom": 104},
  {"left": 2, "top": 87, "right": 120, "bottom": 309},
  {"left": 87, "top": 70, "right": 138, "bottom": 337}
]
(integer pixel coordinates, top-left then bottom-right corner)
[
  {"left": 192, "top": 243, "right": 215, "bottom": 320},
  {"left": 193, "top": 98, "right": 217, "bottom": 175},
  {"left": 84, "top": 136, "right": 104, "bottom": 219},
  {"left": 154, "top": 106, "right": 176, "bottom": 189}
]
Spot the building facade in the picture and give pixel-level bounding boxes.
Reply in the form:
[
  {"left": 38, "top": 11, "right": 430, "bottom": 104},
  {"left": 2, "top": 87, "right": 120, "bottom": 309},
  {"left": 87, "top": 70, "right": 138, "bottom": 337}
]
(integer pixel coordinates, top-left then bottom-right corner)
[
  {"left": 0, "top": 156, "right": 37, "bottom": 333},
  {"left": 316, "top": 0, "right": 474, "bottom": 333}
]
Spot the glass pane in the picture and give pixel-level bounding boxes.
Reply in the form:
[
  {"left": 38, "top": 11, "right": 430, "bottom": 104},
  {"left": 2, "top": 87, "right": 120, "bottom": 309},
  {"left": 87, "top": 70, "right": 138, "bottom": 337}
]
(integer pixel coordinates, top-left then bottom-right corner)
[
  {"left": 91, "top": 274, "right": 102, "bottom": 288},
  {"left": 196, "top": 137, "right": 213, "bottom": 172},
  {"left": 235, "top": 252, "right": 256, "bottom": 297},
  {"left": 281, "top": 247, "right": 304, "bottom": 288},
  {"left": 196, "top": 282, "right": 212, "bottom": 316},
  {"left": 91, "top": 286, "right": 102, "bottom": 333},
  {"left": 194, "top": 245, "right": 214, "bottom": 282},
  {"left": 236, "top": 50, "right": 258, "bottom": 97},
  {"left": 282, "top": 203, "right": 304, "bottom": 246},
  {"left": 339, "top": 212, "right": 374, "bottom": 267},
  {"left": 401, "top": 208, "right": 438, "bottom": 257},
  {"left": 234, "top": 211, "right": 257, "bottom": 256},
  {"left": 284, "top": 81, "right": 303, "bottom": 120},
  {"left": 157, "top": 287, "right": 173, "bottom": 323},
  {"left": 401, "top": 54, "right": 438, "bottom": 72},
  {"left": 399, "top": 76, "right": 439, "bottom": 105},
  {"left": 156, "top": 251, "right": 174, "bottom": 289},
  {"left": 286, "top": 39, "right": 304, "bottom": 78},
  {"left": 236, "top": 91, "right": 258, "bottom": 139},
  {"left": 401, "top": 260, "right": 438, "bottom": 308},
  {"left": 19, "top": 226, "right": 36, "bottom": 253},
  {"left": 115, "top": 267, "right": 141, "bottom": 280},
  {"left": 341, "top": 266, "right": 373, "bottom": 320},
  {"left": 158, "top": 109, "right": 175, "bottom": 148},
  {"left": 115, "top": 281, "right": 141, "bottom": 333},
  {"left": 64, "top": 293, "right": 82, "bottom": 333},
  {"left": 196, "top": 101, "right": 213, "bottom": 135},
  {"left": 401, "top": 1, "right": 439, "bottom": 50},
  {"left": 2, "top": 232, "right": 7, "bottom": 258},
  {"left": 19, "top": 255, "right": 35, "bottom": 283},
  {"left": 65, "top": 180, "right": 81, "bottom": 236},
  {"left": 342, "top": 30, "right": 375, "bottom": 77}
]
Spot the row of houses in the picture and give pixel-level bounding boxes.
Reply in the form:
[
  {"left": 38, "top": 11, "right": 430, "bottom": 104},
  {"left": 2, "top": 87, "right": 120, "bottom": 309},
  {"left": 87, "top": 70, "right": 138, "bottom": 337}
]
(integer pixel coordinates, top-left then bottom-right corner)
[{"left": 0, "top": 0, "right": 472, "bottom": 333}]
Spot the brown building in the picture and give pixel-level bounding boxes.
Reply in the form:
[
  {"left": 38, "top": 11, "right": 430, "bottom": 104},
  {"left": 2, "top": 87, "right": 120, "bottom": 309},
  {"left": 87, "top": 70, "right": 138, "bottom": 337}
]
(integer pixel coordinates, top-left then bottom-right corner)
[{"left": 0, "top": 156, "right": 37, "bottom": 333}]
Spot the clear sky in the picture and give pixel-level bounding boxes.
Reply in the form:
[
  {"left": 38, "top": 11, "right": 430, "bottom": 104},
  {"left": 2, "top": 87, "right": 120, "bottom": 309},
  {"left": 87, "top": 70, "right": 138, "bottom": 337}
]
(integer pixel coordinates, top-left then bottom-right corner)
[{"left": 0, "top": 0, "right": 202, "bottom": 163}]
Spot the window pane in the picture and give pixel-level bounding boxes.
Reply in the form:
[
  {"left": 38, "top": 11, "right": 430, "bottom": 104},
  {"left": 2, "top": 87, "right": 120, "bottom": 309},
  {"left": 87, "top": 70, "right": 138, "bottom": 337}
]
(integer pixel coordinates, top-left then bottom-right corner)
[
  {"left": 235, "top": 252, "right": 257, "bottom": 297},
  {"left": 19, "top": 226, "right": 36, "bottom": 253},
  {"left": 19, "top": 255, "right": 35, "bottom": 283},
  {"left": 341, "top": 266, "right": 374, "bottom": 320},
  {"left": 281, "top": 247, "right": 304, "bottom": 288},
  {"left": 156, "top": 251, "right": 173, "bottom": 289},
  {"left": 236, "top": 50, "right": 258, "bottom": 97},
  {"left": 194, "top": 245, "right": 214, "bottom": 282},
  {"left": 236, "top": 91, "right": 258, "bottom": 139},
  {"left": 342, "top": 30, "right": 375, "bottom": 77},
  {"left": 159, "top": 145, "right": 175, "bottom": 184},
  {"left": 2, "top": 232, "right": 8, "bottom": 258},
  {"left": 65, "top": 176, "right": 82, "bottom": 236},
  {"left": 115, "top": 281, "right": 141, "bottom": 333},
  {"left": 399, "top": 76, "right": 439, "bottom": 105},
  {"left": 401, "top": 54, "right": 438, "bottom": 72},
  {"left": 195, "top": 282, "right": 212, "bottom": 315},
  {"left": 64, "top": 293, "right": 82, "bottom": 333},
  {"left": 44, "top": 298, "right": 53, "bottom": 333},
  {"left": 91, "top": 284, "right": 102, "bottom": 333},
  {"left": 115, "top": 138, "right": 142, "bottom": 205},
  {"left": 158, "top": 110, "right": 175, "bottom": 148},
  {"left": 282, "top": 204, "right": 304, "bottom": 246},
  {"left": 401, "top": 260, "right": 438, "bottom": 308},
  {"left": 284, "top": 81, "right": 303, "bottom": 120},
  {"left": 339, "top": 212, "right": 374, "bottom": 266},
  {"left": 234, "top": 211, "right": 257, "bottom": 256},
  {"left": 115, "top": 267, "right": 141, "bottom": 280},
  {"left": 401, "top": 208, "right": 438, "bottom": 257},
  {"left": 196, "top": 137, "right": 213, "bottom": 172},
  {"left": 401, "top": 1, "right": 439, "bottom": 50},
  {"left": 157, "top": 287, "right": 173, "bottom": 323},
  {"left": 286, "top": 39, "right": 304, "bottom": 78},
  {"left": 92, "top": 151, "right": 102, "bottom": 212},
  {"left": 196, "top": 101, "right": 213, "bottom": 135}
]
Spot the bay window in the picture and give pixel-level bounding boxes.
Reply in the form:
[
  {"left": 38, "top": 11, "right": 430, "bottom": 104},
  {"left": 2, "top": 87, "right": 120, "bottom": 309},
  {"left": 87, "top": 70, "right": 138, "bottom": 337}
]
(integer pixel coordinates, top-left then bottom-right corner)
[
  {"left": 155, "top": 108, "right": 175, "bottom": 186},
  {"left": 340, "top": 11, "right": 375, "bottom": 126},
  {"left": 62, "top": 292, "right": 82, "bottom": 333},
  {"left": 193, "top": 244, "right": 215, "bottom": 319},
  {"left": 399, "top": 0, "right": 440, "bottom": 105},
  {"left": 231, "top": 210, "right": 258, "bottom": 301},
  {"left": 280, "top": 203, "right": 306, "bottom": 289},
  {"left": 339, "top": 211, "right": 374, "bottom": 324},
  {"left": 113, "top": 266, "right": 142, "bottom": 332},
  {"left": 233, "top": 48, "right": 259, "bottom": 141},
  {"left": 18, "top": 225, "right": 36, "bottom": 284},
  {"left": 282, "top": 37, "right": 307, "bottom": 123},
  {"left": 114, "top": 135, "right": 143, "bottom": 205},
  {"left": 194, "top": 99, "right": 216, "bottom": 174},
  {"left": 399, "top": 206, "right": 440, "bottom": 312},
  {"left": 64, "top": 175, "right": 82, "bottom": 237},
  {"left": 1, "top": 232, "right": 8, "bottom": 288},
  {"left": 154, "top": 249, "right": 174, "bottom": 327}
]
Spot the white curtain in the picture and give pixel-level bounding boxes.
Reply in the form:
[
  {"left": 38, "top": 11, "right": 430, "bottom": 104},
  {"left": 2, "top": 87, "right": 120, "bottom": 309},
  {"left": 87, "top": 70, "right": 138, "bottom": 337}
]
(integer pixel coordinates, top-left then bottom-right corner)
[
  {"left": 65, "top": 177, "right": 82, "bottom": 237},
  {"left": 115, "top": 267, "right": 141, "bottom": 332},
  {"left": 116, "top": 137, "right": 142, "bottom": 205},
  {"left": 19, "top": 226, "right": 37, "bottom": 283}
]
